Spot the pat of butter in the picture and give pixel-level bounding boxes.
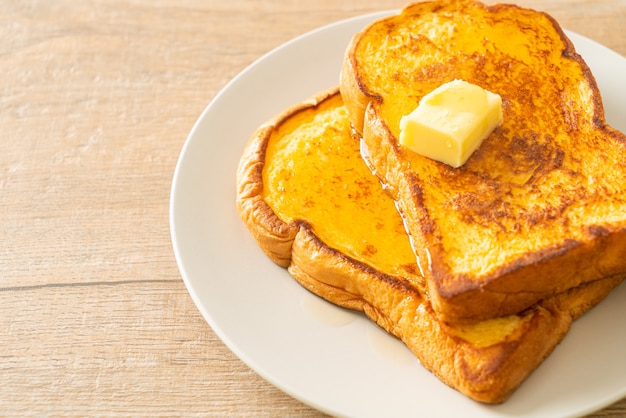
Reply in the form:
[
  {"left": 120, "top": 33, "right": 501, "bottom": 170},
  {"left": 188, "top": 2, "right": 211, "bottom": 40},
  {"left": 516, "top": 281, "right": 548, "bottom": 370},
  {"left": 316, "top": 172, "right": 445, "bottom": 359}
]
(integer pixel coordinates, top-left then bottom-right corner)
[{"left": 399, "top": 79, "right": 503, "bottom": 168}]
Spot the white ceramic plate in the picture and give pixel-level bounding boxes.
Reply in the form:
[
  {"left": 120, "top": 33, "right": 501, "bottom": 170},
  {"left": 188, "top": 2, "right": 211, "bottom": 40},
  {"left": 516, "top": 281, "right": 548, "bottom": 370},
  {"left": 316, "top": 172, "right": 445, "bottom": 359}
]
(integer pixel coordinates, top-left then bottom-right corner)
[{"left": 170, "top": 11, "right": 626, "bottom": 418}]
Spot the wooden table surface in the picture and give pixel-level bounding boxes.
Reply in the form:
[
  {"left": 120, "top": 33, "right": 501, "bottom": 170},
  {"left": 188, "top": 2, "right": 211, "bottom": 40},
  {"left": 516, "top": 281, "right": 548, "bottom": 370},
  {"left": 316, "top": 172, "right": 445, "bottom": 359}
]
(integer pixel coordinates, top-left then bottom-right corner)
[{"left": 1, "top": 0, "right": 624, "bottom": 416}]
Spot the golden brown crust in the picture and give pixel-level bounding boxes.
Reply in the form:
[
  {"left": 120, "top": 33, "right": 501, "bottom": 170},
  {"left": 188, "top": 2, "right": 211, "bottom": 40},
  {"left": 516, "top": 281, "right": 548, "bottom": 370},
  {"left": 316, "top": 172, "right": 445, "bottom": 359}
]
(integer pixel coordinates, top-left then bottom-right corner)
[
  {"left": 236, "top": 89, "right": 341, "bottom": 266},
  {"left": 235, "top": 87, "right": 625, "bottom": 403},
  {"left": 288, "top": 226, "right": 623, "bottom": 403},
  {"left": 341, "top": 0, "right": 626, "bottom": 322}
]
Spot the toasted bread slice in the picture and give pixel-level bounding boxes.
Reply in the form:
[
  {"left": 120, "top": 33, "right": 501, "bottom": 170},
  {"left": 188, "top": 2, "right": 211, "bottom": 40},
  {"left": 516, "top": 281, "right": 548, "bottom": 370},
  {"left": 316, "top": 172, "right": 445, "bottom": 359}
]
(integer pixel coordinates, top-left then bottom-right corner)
[
  {"left": 236, "top": 88, "right": 624, "bottom": 403},
  {"left": 340, "top": 0, "right": 626, "bottom": 322}
]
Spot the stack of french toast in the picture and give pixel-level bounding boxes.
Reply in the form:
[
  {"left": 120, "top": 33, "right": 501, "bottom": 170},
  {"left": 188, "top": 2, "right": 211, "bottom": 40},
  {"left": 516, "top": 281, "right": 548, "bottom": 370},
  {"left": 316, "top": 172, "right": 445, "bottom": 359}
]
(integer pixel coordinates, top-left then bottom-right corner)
[{"left": 236, "top": 0, "right": 626, "bottom": 404}]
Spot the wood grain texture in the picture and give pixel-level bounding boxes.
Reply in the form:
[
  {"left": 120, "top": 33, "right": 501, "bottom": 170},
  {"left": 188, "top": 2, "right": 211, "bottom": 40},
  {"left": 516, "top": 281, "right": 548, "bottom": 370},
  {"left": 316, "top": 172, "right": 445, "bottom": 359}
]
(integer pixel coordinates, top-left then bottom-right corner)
[{"left": 1, "top": 0, "right": 624, "bottom": 416}]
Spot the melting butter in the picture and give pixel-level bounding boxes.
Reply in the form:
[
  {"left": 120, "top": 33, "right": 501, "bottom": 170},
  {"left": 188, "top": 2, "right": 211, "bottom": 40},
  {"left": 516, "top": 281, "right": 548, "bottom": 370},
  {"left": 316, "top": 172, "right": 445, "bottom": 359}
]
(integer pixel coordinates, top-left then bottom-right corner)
[{"left": 399, "top": 79, "right": 503, "bottom": 168}]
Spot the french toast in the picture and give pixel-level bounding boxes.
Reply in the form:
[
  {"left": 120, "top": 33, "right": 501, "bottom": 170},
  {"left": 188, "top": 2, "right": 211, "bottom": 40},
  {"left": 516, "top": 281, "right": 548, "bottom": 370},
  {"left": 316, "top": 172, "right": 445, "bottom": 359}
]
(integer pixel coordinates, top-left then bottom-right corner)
[
  {"left": 340, "top": 0, "right": 626, "bottom": 322},
  {"left": 236, "top": 87, "right": 624, "bottom": 403}
]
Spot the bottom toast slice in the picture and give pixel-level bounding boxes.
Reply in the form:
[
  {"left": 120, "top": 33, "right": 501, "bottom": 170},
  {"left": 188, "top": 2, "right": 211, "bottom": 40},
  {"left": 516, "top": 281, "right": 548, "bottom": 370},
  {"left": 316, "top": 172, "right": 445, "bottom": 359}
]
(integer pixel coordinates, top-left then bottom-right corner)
[{"left": 235, "top": 87, "right": 624, "bottom": 404}]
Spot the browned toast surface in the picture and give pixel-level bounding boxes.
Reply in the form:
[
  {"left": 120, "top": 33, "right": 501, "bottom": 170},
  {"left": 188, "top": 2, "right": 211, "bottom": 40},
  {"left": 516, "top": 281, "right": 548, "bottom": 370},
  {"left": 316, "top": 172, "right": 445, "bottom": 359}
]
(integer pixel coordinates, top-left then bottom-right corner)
[
  {"left": 340, "top": 0, "right": 626, "bottom": 322},
  {"left": 235, "top": 88, "right": 624, "bottom": 403}
]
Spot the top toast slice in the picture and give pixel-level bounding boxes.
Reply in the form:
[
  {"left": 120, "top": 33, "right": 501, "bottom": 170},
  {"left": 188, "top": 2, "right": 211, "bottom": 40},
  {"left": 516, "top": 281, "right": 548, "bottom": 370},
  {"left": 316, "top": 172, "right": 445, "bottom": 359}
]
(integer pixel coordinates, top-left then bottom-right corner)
[
  {"left": 340, "top": 0, "right": 626, "bottom": 322},
  {"left": 236, "top": 87, "right": 624, "bottom": 403}
]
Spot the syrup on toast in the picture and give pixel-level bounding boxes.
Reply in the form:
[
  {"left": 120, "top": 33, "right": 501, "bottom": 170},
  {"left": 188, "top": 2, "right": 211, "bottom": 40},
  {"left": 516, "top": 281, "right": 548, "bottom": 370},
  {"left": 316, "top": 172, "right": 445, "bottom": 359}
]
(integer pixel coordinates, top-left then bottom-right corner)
[
  {"left": 340, "top": 0, "right": 626, "bottom": 322},
  {"left": 236, "top": 87, "right": 624, "bottom": 403}
]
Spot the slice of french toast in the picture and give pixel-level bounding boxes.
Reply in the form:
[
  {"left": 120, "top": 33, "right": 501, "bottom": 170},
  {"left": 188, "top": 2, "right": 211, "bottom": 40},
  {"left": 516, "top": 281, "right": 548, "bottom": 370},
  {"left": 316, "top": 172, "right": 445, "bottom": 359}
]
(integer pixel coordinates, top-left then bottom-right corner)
[
  {"left": 340, "top": 0, "right": 626, "bottom": 323},
  {"left": 236, "top": 87, "right": 624, "bottom": 404}
]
